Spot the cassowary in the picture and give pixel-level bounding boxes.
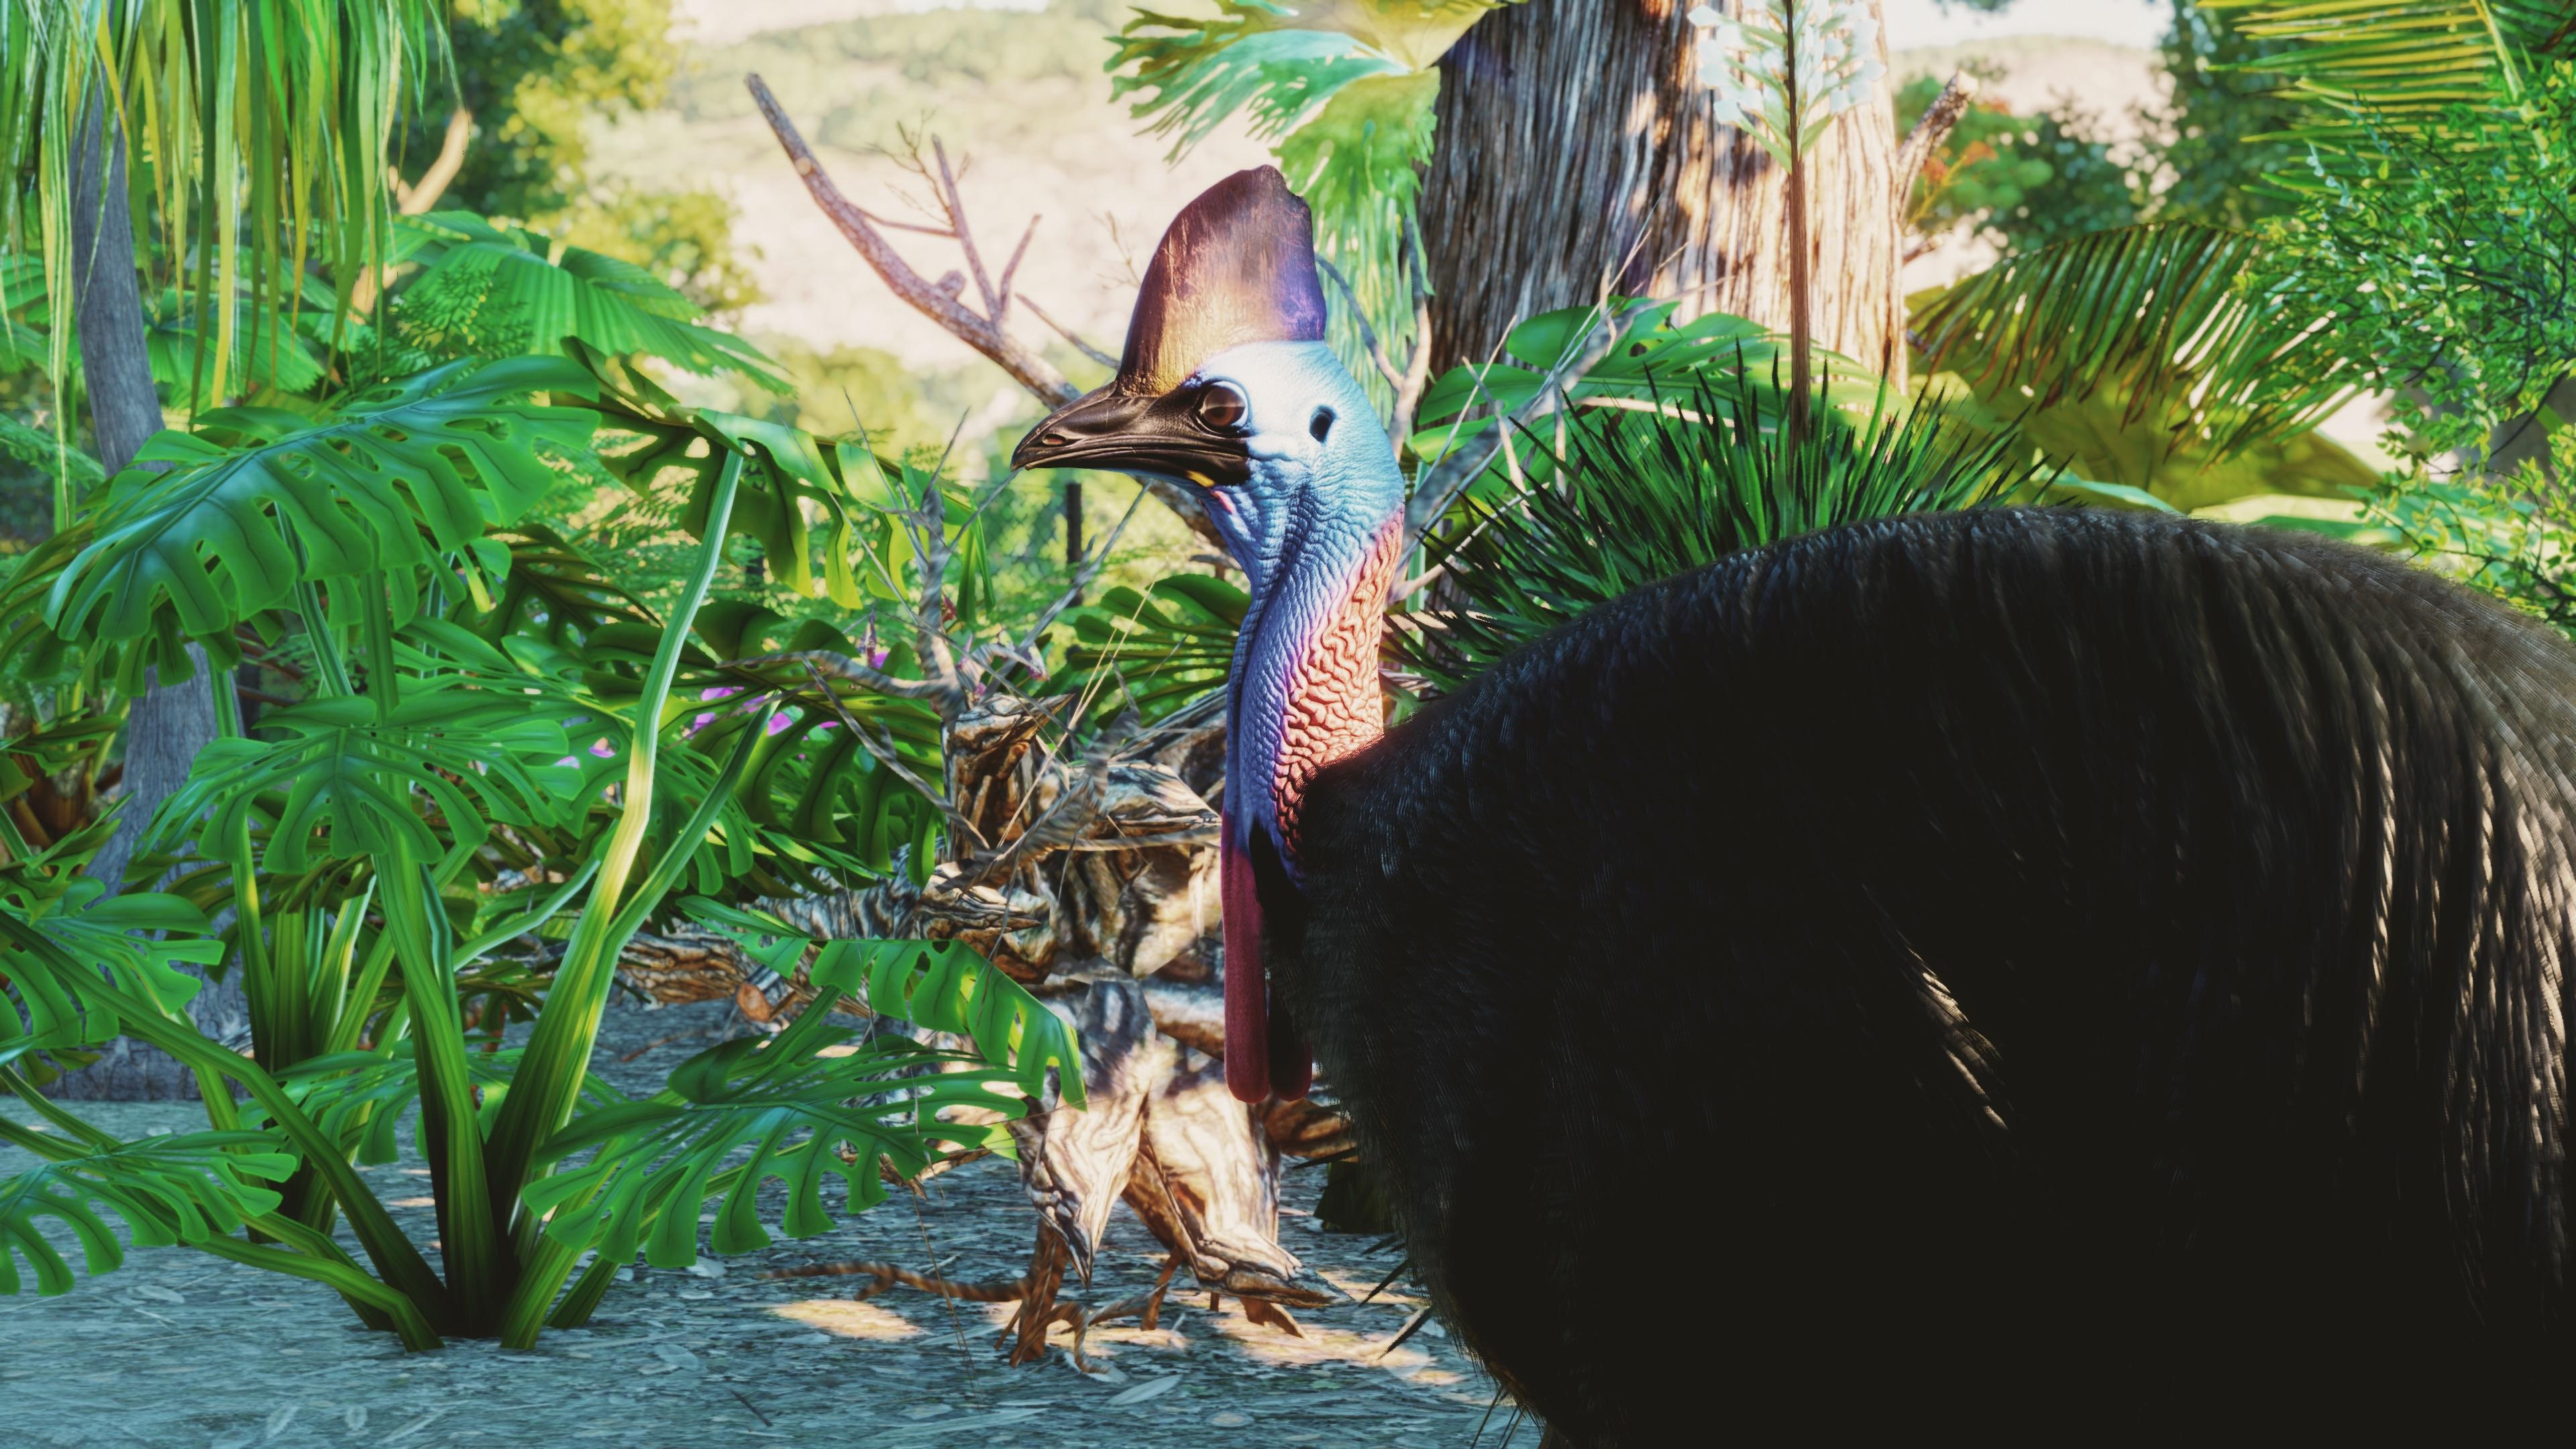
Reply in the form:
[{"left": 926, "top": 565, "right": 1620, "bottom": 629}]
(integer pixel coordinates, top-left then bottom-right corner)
[{"left": 1014, "top": 169, "right": 2573, "bottom": 1437}]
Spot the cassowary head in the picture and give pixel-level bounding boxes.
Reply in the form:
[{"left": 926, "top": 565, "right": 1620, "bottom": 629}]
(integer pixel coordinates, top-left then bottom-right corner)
[{"left": 1013, "top": 168, "right": 1405, "bottom": 1104}]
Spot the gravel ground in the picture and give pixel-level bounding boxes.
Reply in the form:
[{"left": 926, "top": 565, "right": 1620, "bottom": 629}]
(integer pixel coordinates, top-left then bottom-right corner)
[{"left": 0, "top": 1000, "right": 1505, "bottom": 1449}]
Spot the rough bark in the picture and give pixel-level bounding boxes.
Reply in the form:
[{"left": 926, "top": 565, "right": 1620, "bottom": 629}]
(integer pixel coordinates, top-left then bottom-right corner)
[
  {"left": 1417, "top": 0, "right": 1902, "bottom": 383},
  {"left": 51, "top": 95, "right": 239, "bottom": 1103}
]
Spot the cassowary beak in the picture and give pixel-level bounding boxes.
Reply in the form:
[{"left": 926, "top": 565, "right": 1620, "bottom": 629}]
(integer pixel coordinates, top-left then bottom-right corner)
[{"left": 1010, "top": 386, "right": 1250, "bottom": 490}]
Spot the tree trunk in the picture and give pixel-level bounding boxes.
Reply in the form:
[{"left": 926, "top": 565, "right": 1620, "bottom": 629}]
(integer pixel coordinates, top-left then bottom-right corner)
[
  {"left": 50, "top": 93, "right": 240, "bottom": 1103},
  {"left": 1418, "top": 0, "right": 1902, "bottom": 384}
]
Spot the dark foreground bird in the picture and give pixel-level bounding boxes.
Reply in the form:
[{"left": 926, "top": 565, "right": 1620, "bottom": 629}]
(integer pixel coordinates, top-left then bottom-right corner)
[{"left": 1016, "top": 169, "right": 2575, "bottom": 1440}]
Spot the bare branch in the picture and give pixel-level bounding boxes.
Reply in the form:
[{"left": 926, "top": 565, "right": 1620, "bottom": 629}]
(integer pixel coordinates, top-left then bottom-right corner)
[
  {"left": 934, "top": 140, "right": 1005, "bottom": 321},
  {"left": 1403, "top": 300, "right": 1635, "bottom": 540},
  {"left": 729, "top": 650, "right": 953, "bottom": 700},
  {"left": 1893, "top": 71, "right": 1982, "bottom": 205},
  {"left": 993, "top": 214, "right": 1039, "bottom": 333},
  {"left": 745, "top": 73, "right": 1220, "bottom": 545},
  {"left": 749, "top": 76, "right": 1076, "bottom": 405},
  {"left": 1019, "top": 293, "right": 1118, "bottom": 369}
]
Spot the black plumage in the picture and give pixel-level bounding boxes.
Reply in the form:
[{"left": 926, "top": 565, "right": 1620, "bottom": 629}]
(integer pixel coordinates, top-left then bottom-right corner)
[{"left": 1276, "top": 507, "right": 2573, "bottom": 1438}]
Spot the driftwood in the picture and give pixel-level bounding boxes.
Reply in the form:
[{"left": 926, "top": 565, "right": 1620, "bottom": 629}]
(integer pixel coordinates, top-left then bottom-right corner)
[{"left": 612, "top": 690, "right": 1346, "bottom": 1364}]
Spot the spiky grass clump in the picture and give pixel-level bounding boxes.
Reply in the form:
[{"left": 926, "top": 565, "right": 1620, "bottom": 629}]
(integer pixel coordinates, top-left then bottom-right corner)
[{"left": 1398, "top": 366, "right": 2051, "bottom": 687}]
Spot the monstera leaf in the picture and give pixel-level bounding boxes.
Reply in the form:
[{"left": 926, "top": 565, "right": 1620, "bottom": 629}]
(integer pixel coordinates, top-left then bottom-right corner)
[
  {"left": 0, "top": 1130, "right": 297, "bottom": 1297},
  {"left": 44, "top": 357, "right": 598, "bottom": 681},
  {"left": 522, "top": 934, "right": 1067, "bottom": 1271},
  {"left": 0, "top": 887, "right": 219, "bottom": 1055},
  {"left": 146, "top": 676, "right": 578, "bottom": 873},
  {"left": 258, "top": 1046, "right": 629, "bottom": 1167}
]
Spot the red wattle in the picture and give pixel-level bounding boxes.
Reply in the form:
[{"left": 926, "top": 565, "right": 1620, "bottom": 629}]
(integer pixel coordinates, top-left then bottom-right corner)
[{"left": 1221, "top": 826, "right": 1272, "bottom": 1103}]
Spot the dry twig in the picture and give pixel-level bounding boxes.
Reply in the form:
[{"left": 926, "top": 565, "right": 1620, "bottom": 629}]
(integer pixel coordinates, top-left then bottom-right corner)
[{"left": 743, "top": 72, "right": 1220, "bottom": 544}]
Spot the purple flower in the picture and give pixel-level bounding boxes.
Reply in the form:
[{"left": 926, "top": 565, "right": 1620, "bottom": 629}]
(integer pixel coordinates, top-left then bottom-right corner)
[{"left": 589, "top": 739, "right": 616, "bottom": 759}]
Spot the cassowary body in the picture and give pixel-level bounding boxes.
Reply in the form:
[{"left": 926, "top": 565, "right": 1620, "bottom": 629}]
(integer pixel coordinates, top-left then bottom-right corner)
[{"left": 1017, "top": 170, "right": 2574, "bottom": 1441}]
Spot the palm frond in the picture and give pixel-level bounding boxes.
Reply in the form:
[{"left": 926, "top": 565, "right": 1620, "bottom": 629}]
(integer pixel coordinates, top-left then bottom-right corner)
[
  {"left": 0, "top": 1, "right": 451, "bottom": 399},
  {"left": 2198, "top": 0, "right": 2575, "bottom": 144},
  {"left": 1910, "top": 222, "right": 2367, "bottom": 466},
  {"left": 1403, "top": 367, "right": 2047, "bottom": 686},
  {"left": 396, "top": 213, "right": 787, "bottom": 390}
]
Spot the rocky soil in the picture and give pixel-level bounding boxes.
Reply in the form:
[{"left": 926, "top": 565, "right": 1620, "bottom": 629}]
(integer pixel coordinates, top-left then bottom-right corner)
[{"left": 0, "top": 1000, "right": 1509, "bottom": 1449}]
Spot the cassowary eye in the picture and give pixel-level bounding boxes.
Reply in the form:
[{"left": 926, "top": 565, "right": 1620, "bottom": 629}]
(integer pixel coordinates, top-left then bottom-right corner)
[
  {"left": 1196, "top": 381, "right": 1250, "bottom": 433},
  {"left": 1310, "top": 407, "right": 1335, "bottom": 442}
]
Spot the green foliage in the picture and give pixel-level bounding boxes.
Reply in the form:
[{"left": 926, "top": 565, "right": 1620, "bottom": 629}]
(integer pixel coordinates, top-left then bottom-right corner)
[
  {"left": 1057, "top": 573, "right": 1248, "bottom": 724},
  {"left": 1401, "top": 366, "right": 2049, "bottom": 684},
  {"left": 1911, "top": 223, "right": 2367, "bottom": 486},
  {"left": 1896, "top": 72, "right": 2142, "bottom": 254},
  {"left": 0, "top": 1, "right": 450, "bottom": 406},
  {"left": 2145, "top": 1, "right": 2308, "bottom": 229},
  {"left": 413, "top": 0, "right": 761, "bottom": 319},
  {"left": 2247, "top": 62, "right": 2576, "bottom": 459},
  {"left": 0, "top": 884, "right": 217, "bottom": 1054},
  {"left": 1405, "top": 299, "right": 1892, "bottom": 524},
  {"left": 395, "top": 213, "right": 784, "bottom": 387},
  {"left": 523, "top": 928, "right": 1064, "bottom": 1272},
  {"left": 2196, "top": 0, "right": 2573, "bottom": 150},
  {"left": 154, "top": 676, "right": 576, "bottom": 873},
  {"left": 2365, "top": 429, "right": 2576, "bottom": 634},
  {"left": 41, "top": 357, "right": 600, "bottom": 684},
  {"left": 0, "top": 1129, "right": 295, "bottom": 1295}
]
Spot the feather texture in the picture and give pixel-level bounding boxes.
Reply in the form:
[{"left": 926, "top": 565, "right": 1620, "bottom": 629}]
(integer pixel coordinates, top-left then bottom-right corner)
[{"left": 1285, "top": 507, "right": 2573, "bottom": 1434}]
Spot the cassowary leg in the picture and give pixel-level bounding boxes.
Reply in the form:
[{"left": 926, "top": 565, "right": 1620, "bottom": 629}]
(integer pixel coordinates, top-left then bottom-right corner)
[
  {"left": 1004, "top": 1232, "right": 1071, "bottom": 1366},
  {"left": 1138, "top": 1251, "right": 1181, "bottom": 1330}
]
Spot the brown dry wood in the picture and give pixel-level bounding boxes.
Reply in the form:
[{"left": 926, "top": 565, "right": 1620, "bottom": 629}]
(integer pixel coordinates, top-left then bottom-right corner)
[
  {"left": 741, "top": 72, "right": 1222, "bottom": 547},
  {"left": 1417, "top": 0, "right": 1903, "bottom": 383},
  {"left": 56, "top": 92, "right": 238, "bottom": 1102}
]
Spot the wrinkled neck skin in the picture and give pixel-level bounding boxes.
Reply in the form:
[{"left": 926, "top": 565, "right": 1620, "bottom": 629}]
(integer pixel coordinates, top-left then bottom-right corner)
[
  {"left": 1198, "top": 342, "right": 1405, "bottom": 1102},
  {"left": 1199, "top": 345, "right": 1407, "bottom": 876}
]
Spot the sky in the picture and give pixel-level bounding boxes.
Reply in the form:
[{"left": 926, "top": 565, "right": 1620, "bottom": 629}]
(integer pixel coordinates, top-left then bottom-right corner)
[{"left": 1882, "top": 0, "right": 2171, "bottom": 50}]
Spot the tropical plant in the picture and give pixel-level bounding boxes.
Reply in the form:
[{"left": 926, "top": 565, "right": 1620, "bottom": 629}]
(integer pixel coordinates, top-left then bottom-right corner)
[
  {"left": 1894, "top": 71, "right": 2142, "bottom": 256},
  {"left": 2247, "top": 61, "right": 2575, "bottom": 461},
  {"left": 1397, "top": 349, "right": 2051, "bottom": 688},
  {"left": 0, "top": 136, "right": 1096, "bottom": 1343}
]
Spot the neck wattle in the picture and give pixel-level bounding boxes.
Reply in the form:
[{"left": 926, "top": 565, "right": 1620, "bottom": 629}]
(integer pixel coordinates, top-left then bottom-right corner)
[{"left": 1222, "top": 516, "right": 1405, "bottom": 1104}]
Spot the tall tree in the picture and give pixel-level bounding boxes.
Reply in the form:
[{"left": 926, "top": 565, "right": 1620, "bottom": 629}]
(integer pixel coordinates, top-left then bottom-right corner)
[{"left": 1418, "top": 0, "right": 1902, "bottom": 380}]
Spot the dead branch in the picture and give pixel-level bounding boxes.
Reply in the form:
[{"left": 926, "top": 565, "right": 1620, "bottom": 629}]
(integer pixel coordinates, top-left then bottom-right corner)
[
  {"left": 744, "top": 72, "right": 1220, "bottom": 545},
  {"left": 728, "top": 649, "right": 953, "bottom": 700},
  {"left": 1018, "top": 293, "right": 1117, "bottom": 370},
  {"left": 1893, "top": 71, "right": 1982, "bottom": 203}
]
